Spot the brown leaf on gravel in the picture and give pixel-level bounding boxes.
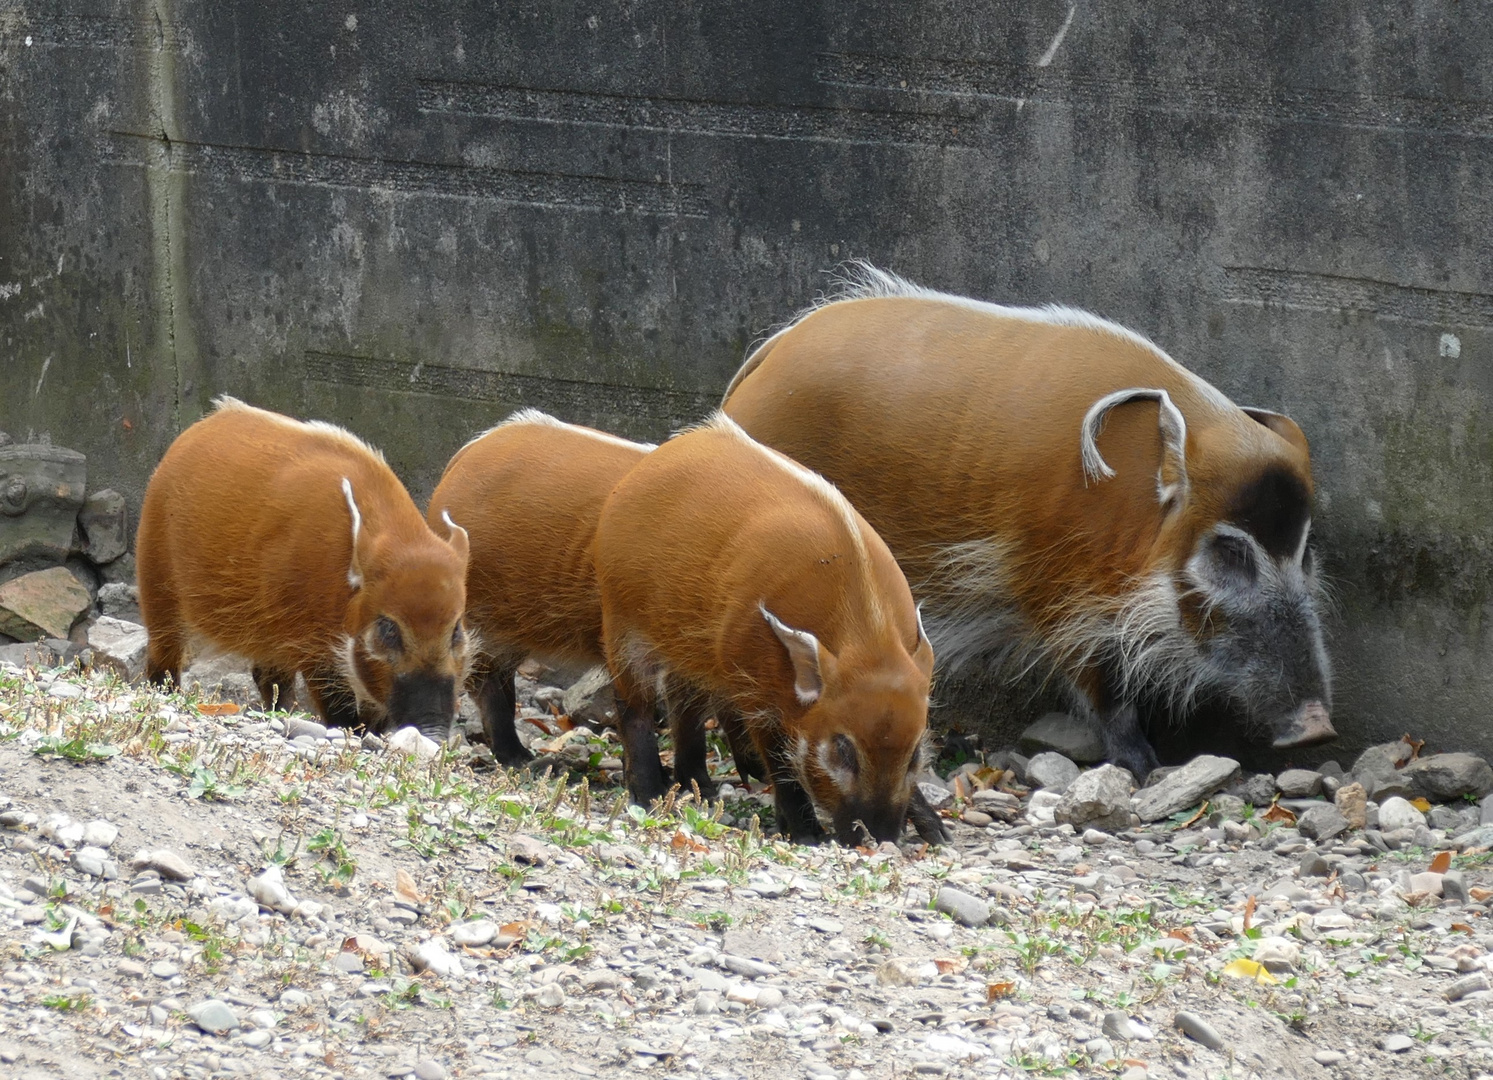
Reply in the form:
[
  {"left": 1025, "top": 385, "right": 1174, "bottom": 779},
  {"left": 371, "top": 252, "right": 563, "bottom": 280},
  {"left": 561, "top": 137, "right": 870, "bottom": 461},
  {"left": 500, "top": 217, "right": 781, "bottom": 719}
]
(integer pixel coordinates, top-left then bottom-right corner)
[
  {"left": 986, "top": 981, "right": 1015, "bottom": 1001},
  {"left": 1452, "top": 923, "right": 1474, "bottom": 934},
  {"left": 1179, "top": 802, "right": 1209, "bottom": 828},
  {"left": 1430, "top": 851, "right": 1452, "bottom": 874},
  {"left": 1243, "top": 895, "right": 1256, "bottom": 933},
  {"left": 521, "top": 715, "right": 558, "bottom": 736},
  {"left": 934, "top": 957, "right": 967, "bottom": 975},
  {"left": 1401, "top": 734, "right": 1425, "bottom": 761},
  {"left": 195, "top": 702, "right": 241, "bottom": 716},
  {"left": 1471, "top": 887, "right": 1493, "bottom": 902},
  {"left": 670, "top": 831, "right": 708, "bottom": 854},
  {"left": 1167, "top": 928, "right": 1194, "bottom": 943},
  {"left": 1261, "top": 802, "right": 1296, "bottom": 825},
  {"left": 394, "top": 868, "right": 424, "bottom": 904}
]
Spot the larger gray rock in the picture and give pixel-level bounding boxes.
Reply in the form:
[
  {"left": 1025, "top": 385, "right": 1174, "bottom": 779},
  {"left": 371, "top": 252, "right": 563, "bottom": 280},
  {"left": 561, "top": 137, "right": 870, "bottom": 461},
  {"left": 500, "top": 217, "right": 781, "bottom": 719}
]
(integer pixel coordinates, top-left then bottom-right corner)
[
  {"left": 561, "top": 665, "right": 618, "bottom": 728},
  {"left": 0, "top": 566, "right": 92, "bottom": 641},
  {"left": 0, "top": 444, "right": 86, "bottom": 565},
  {"left": 186, "top": 999, "right": 241, "bottom": 1034},
  {"left": 1351, "top": 740, "right": 1416, "bottom": 790},
  {"left": 77, "top": 488, "right": 128, "bottom": 565},
  {"left": 97, "top": 582, "right": 141, "bottom": 622},
  {"left": 87, "top": 616, "right": 149, "bottom": 681},
  {"left": 1018, "top": 712, "right": 1104, "bottom": 764},
  {"left": 1054, "top": 764, "right": 1134, "bottom": 832},
  {"left": 1132, "top": 756, "right": 1241, "bottom": 822},
  {"left": 1401, "top": 753, "right": 1493, "bottom": 802},
  {"left": 1024, "top": 751, "right": 1080, "bottom": 794},
  {"left": 934, "top": 886, "right": 990, "bottom": 927},
  {"left": 1296, "top": 803, "right": 1349, "bottom": 842},
  {"left": 1377, "top": 796, "right": 1427, "bottom": 832}
]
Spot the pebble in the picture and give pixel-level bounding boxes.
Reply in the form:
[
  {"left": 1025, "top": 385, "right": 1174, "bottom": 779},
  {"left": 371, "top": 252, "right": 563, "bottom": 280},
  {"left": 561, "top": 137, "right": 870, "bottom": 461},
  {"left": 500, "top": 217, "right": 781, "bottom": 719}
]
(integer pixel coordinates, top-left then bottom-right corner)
[
  {"left": 247, "top": 865, "right": 297, "bottom": 913},
  {"left": 1378, "top": 796, "right": 1427, "bottom": 832},
  {"left": 720, "top": 954, "right": 777, "bottom": 978},
  {"left": 1447, "top": 972, "right": 1490, "bottom": 1000},
  {"left": 450, "top": 919, "right": 498, "bottom": 946},
  {"left": 1024, "top": 751, "right": 1080, "bottom": 794},
  {"left": 1313, "top": 1050, "right": 1346, "bottom": 1065},
  {"left": 536, "top": 983, "right": 565, "bottom": 1008},
  {"left": 933, "top": 885, "right": 990, "bottom": 927},
  {"left": 1379, "top": 1033, "right": 1415, "bottom": 1053},
  {"left": 1276, "top": 769, "right": 1323, "bottom": 797},
  {"left": 1174, "top": 1010, "right": 1225, "bottom": 1051},
  {"left": 186, "top": 999, "right": 241, "bottom": 1034},
  {"left": 131, "top": 848, "right": 194, "bottom": 881},
  {"left": 1102, "top": 1010, "right": 1153, "bottom": 1041},
  {"left": 1133, "top": 756, "right": 1241, "bottom": 822}
]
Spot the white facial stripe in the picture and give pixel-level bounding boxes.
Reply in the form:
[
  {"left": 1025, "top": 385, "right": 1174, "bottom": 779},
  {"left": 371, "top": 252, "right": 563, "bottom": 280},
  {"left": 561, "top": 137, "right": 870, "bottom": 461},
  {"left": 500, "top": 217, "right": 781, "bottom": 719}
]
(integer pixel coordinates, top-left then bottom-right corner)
[
  {"left": 1293, "top": 517, "right": 1312, "bottom": 567},
  {"left": 816, "top": 740, "right": 856, "bottom": 793}
]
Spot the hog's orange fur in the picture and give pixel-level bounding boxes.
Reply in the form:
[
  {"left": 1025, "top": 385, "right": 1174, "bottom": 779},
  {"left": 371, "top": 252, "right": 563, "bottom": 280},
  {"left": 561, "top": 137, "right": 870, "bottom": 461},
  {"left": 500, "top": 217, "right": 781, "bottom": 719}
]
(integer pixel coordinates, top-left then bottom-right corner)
[
  {"left": 594, "top": 414, "right": 942, "bottom": 844},
  {"left": 136, "top": 398, "right": 470, "bottom": 737}
]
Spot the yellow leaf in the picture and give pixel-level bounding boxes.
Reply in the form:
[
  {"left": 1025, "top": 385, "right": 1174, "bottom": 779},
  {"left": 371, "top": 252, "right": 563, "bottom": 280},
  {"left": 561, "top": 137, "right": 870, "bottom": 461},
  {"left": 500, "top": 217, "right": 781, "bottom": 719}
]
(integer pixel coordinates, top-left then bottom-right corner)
[
  {"left": 1411, "top": 797, "right": 1432, "bottom": 813},
  {"left": 1430, "top": 851, "right": 1452, "bottom": 874},
  {"left": 1222, "top": 958, "right": 1278, "bottom": 984}
]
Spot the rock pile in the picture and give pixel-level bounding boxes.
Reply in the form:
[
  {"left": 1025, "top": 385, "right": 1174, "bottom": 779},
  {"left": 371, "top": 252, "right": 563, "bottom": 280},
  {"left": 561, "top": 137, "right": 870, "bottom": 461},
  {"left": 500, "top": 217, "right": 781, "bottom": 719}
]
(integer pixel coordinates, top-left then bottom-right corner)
[{"left": 0, "top": 435, "right": 133, "bottom": 664}]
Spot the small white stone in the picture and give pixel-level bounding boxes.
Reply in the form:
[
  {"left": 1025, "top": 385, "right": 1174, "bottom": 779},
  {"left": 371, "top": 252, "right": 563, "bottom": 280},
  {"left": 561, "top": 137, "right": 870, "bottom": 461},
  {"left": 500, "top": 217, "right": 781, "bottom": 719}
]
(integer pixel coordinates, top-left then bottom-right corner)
[{"left": 388, "top": 726, "right": 441, "bottom": 761}]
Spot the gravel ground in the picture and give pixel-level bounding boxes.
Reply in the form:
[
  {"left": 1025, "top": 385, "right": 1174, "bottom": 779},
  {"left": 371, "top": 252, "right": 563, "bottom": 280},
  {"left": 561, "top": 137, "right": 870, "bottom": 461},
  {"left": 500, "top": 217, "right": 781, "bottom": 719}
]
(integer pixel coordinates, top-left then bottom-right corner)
[{"left": 1, "top": 661, "right": 1492, "bottom": 1080}]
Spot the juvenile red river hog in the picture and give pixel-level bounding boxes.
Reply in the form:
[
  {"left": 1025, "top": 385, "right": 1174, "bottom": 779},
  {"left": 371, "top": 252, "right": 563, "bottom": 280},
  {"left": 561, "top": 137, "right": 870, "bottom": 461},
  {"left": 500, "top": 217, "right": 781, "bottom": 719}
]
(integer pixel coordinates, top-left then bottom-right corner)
[
  {"left": 429, "top": 410, "right": 769, "bottom": 786},
  {"left": 593, "top": 413, "right": 946, "bottom": 845},
  {"left": 136, "top": 397, "right": 471, "bottom": 741},
  {"left": 722, "top": 264, "right": 1334, "bottom": 779}
]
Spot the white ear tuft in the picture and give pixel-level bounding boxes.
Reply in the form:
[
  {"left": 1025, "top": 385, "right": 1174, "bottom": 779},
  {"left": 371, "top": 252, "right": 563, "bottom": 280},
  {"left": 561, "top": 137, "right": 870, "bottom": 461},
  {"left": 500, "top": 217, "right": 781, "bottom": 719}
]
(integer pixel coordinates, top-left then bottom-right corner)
[
  {"left": 761, "top": 604, "right": 824, "bottom": 705},
  {"left": 342, "top": 477, "right": 364, "bottom": 589},
  {"left": 1078, "top": 387, "right": 1190, "bottom": 511},
  {"left": 440, "top": 509, "right": 470, "bottom": 560},
  {"left": 914, "top": 601, "right": 928, "bottom": 647}
]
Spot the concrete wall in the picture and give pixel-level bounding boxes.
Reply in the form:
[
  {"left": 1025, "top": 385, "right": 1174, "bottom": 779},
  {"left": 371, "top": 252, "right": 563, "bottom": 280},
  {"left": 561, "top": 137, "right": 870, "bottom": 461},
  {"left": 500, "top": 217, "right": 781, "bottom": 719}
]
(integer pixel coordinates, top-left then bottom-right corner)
[{"left": 3, "top": 1, "right": 1491, "bottom": 761}]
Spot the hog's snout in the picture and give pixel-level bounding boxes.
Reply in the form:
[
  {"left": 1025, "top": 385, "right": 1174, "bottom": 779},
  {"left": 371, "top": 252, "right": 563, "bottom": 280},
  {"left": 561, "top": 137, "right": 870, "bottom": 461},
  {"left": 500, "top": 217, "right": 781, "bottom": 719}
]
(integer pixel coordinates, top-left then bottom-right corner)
[
  {"left": 387, "top": 672, "right": 458, "bottom": 744},
  {"left": 1271, "top": 700, "right": 1336, "bottom": 750}
]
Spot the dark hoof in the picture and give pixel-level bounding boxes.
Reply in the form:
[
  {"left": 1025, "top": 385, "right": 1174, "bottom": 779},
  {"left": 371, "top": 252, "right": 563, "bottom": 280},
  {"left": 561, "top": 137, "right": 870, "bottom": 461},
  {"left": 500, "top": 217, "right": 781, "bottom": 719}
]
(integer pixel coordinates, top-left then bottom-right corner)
[{"left": 493, "top": 744, "right": 535, "bottom": 769}]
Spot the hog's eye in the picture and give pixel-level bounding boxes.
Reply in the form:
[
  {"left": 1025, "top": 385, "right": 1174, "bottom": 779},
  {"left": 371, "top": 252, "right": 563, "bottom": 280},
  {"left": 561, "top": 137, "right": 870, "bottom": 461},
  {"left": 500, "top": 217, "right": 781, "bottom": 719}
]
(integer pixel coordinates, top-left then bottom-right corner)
[
  {"left": 451, "top": 623, "right": 465, "bottom": 649},
  {"left": 833, "top": 733, "right": 859, "bottom": 778},
  {"left": 374, "top": 616, "right": 403, "bottom": 654}
]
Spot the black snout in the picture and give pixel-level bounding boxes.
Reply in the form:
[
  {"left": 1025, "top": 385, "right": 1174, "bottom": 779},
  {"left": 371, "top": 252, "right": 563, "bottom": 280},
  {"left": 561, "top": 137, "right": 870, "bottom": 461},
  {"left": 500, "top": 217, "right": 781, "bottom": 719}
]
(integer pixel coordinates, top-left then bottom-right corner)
[
  {"left": 386, "top": 671, "right": 458, "bottom": 743},
  {"left": 834, "top": 798, "right": 910, "bottom": 846}
]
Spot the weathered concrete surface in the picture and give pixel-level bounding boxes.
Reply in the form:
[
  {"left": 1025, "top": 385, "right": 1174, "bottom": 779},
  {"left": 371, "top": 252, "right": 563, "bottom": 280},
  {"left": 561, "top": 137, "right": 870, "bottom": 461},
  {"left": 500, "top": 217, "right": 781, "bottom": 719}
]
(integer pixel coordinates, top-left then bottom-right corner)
[{"left": 2, "top": 2, "right": 1492, "bottom": 761}]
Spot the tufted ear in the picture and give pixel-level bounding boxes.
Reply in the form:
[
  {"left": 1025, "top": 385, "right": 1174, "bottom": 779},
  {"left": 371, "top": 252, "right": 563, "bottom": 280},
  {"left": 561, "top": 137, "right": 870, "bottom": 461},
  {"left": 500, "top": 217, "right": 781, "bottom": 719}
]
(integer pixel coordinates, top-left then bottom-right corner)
[
  {"left": 1080, "top": 387, "right": 1189, "bottom": 513},
  {"left": 440, "top": 509, "right": 470, "bottom": 563},
  {"left": 1241, "top": 407, "right": 1310, "bottom": 456},
  {"left": 761, "top": 605, "right": 826, "bottom": 705},
  {"left": 342, "top": 478, "right": 370, "bottom": 590}
]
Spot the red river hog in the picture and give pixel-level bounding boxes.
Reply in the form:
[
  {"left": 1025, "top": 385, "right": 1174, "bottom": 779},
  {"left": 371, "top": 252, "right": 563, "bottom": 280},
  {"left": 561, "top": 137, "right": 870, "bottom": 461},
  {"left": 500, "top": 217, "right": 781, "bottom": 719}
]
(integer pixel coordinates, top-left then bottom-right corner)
[
  {"left": 594, "top": 413, "right": 945, "bottom": 845},
  {"left": 136, "top": 397, "right": 471, "bottom": 740},
  {"left": 722, "top": 265, "right": 1333, "bottom": 779}
]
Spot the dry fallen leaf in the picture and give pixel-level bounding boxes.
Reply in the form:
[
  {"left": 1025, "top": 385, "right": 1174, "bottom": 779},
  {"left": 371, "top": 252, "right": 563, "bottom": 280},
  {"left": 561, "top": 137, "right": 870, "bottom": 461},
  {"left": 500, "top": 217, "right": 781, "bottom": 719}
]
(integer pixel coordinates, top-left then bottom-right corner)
[
  {"left": 1401, "top": 734, "right": 1425, "bottom": 761},
  {"left": 934, "top": 957, "right": 967, "bottom": 975},
  {"left": 1179, "top": 802, "right": 1210, "bottom": 828},
  {"left": 986, "top": 981, "right": 1016, "bottom": 1001},
  {"left": 1167, "top": 928, "right": 1194, "bottom": 943},
  {"left": 1262, "top": 802, "right": 1297, "bottom": 825},
  {"left": 1452, "top": 923, "right": 1475, "bottom": 934},
  {"left": 1430, "top": 851, "right": 1452, "bottom": 874},
  {"left": 670, "top": 831, "right": 708, "bottom": 854},
  {"left": 1471, "top": 887, "right": 1493, "bottom": 903},
  {"left": 195, "top": 702, "right": 240, "bottom": 716},
  {"left": 1411, "top": 797, "right": 1433, "bottom": 813},
  {"left": 394, "top": 868, "right": 424, "bottom": 904},
  {"left": 1243, "top": 895, "right": 1257, "bottom": 933},
  {"left": 1222, "top": 958, "right": 1277, "bottom": 984}
]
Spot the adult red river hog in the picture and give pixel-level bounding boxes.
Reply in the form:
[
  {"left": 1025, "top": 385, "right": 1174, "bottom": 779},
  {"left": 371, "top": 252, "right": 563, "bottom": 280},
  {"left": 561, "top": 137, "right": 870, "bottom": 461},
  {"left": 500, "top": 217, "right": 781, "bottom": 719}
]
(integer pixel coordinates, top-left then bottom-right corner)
[
  {"left": 722, "top": 265, "right": 1334, "bottom": 779},
  {"left": 136, "top": 397, "right": 471, "bottom": 741},
  {"left": 593, "top": 413, "right": 946, "bottom": 845},
  {"left": 427, "top": 410, "right": 766, "bottom": 786}
]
